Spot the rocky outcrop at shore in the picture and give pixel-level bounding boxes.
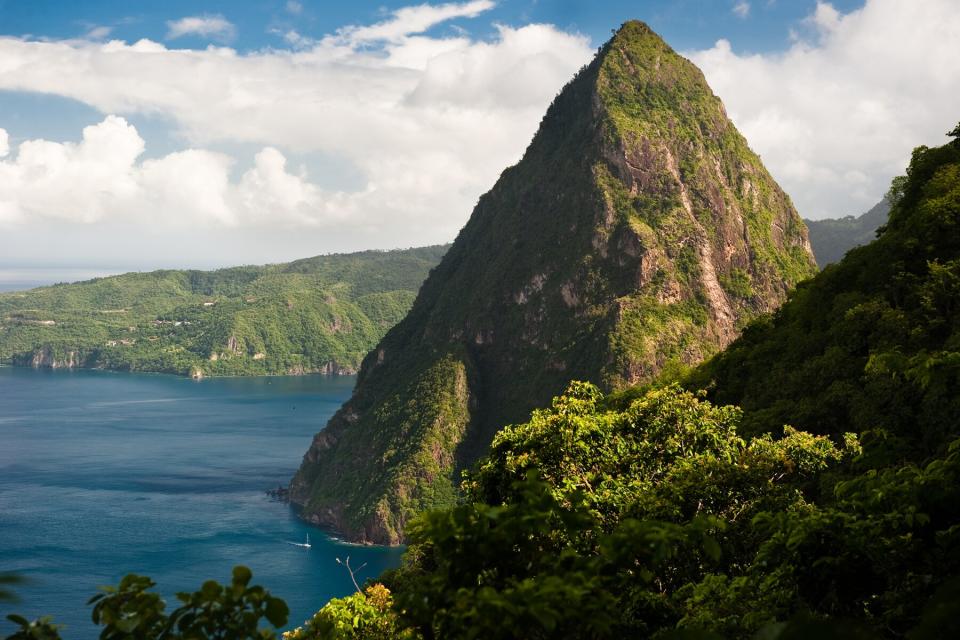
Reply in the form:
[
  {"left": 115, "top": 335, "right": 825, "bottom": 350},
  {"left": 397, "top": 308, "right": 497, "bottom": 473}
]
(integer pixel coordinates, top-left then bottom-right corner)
[{"left": 14, "top": 346, "right": 89, "bottom": 370}]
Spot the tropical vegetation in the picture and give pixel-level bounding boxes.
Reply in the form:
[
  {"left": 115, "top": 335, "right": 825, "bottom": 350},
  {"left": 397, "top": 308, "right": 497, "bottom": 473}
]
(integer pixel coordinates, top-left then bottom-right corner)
[{"left": 0, "top": 247, "right": 446, "bottom": 378}]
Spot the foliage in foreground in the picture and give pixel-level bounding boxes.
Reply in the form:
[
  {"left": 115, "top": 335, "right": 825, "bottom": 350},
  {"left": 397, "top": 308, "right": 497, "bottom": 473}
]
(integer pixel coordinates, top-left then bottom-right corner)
[
  {"left": 283, "top": 584, "right": 412, "bottom": 640},
  {"left": 4, "top": 566, "right": 287, "bottom": 640},
  {"left": 21, "top": 382, "right": 960, "bottom": 639},
  {"left": 305, "top": 383, "right": 955, "bottom": 639}
]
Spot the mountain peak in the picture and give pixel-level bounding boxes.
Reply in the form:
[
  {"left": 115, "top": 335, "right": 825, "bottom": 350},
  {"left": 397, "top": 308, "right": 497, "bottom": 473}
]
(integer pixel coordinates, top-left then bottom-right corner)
[
  {"left": 597, "top": 20, "right": 728, "bottom": 136},
  {"left": 608, "top": 19, "right": 668, "bottom": 47},
  {"left": 290, "top": 22, "right": 817, "bottom": 545},
  {"left": 600, "top": 19, "right": 695, "bottom": 84}
]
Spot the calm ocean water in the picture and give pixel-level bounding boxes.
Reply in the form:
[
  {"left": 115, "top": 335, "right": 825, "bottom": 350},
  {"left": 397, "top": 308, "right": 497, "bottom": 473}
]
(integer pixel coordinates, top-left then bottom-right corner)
[{"left": 0, "top": 367, "right": 403, "bottom": 638}]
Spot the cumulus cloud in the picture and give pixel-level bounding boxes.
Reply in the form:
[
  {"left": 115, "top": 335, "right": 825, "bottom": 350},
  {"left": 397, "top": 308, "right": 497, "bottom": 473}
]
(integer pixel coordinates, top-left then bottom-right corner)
[
  {"left": 166, "top": 14, "right": 236, "bottom": 41},
  {"left": 690, "top": 0, "right": 960, "bottom": 218},
  {"left": 0, "top": 117, "right": 142, "bottom": 225},
  {"left": 0, "top": 116, "right": 346, "bottom": 228},
  {"left": 0, "top": 2, "right": 592, "bottom": 244},
  {"left": 807, "top": 2, "right": 842, "bottom": 33}
]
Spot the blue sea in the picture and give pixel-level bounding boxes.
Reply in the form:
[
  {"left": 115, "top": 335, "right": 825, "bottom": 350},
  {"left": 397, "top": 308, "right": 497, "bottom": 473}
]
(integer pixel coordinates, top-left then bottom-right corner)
[{"left": 0, "top": 367, "right": 404, "bottom": 638}]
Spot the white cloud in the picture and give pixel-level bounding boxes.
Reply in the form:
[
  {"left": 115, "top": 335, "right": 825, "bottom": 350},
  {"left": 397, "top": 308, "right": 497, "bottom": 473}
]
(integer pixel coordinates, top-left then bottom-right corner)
[
  {"left": 0, "top": 129, "right": 8, "bottom": 158},
  {"left": 733, "top": 2, "right": 751, "bottom": 19},
  {"left": 690, "top": 0, "right": 960, "bottom": 218},
  {"left": 339, "top": 1, "right": 496, "bottom": 44},
  {"left": 286, "top": 1, "right": 303, "bottom": 15},
  {"left": 138, "top": 148, "right": 235, "bottom": 225},
  {"left": 277, "top": 29, "right": 313, "bottom": 49},
  {"left": 0, "top": 3, "right": 592, "bottom": 245},
  {"left": 84, "top": 25, "right": 113, "bottom": 40},
  {"left": 0, "top": 116, "right": 349, "bottom": 228},
  {"left": 166, "top": 15, "right": 236, "bottom": 41},
  {"left": 0, "top": 117, "right": 136, "bottom": 224},
  {"left": 807, "top": 2, "right": 842, "bottom": 35}
]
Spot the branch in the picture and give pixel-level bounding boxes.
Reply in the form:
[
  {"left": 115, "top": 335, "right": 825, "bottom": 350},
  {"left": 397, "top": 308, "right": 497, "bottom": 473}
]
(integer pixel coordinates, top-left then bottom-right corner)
[{"left": 335, "top": 556, "right": 368, "bottom": 595}]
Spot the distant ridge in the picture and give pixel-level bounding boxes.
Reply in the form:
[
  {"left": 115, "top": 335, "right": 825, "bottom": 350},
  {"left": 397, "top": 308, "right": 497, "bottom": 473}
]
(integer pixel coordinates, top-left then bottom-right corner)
[
  {"left": 805, "top": 198, "right": 890, "bottom": 267},
  {"left": 0, "top": 245, "right": 447, "bottom": 378},
  {"left": 290, "top": 21, "right": 817, "bottom": 544}
]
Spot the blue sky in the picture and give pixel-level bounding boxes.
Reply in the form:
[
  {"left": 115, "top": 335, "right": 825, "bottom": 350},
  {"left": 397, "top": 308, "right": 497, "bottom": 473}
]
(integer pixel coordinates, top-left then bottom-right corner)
[
  {"left": 1, "top": 0, "right": 865, "bottom": 54},
  {"left": 0, "top": 0, "right": 957, "bottom": 276}
]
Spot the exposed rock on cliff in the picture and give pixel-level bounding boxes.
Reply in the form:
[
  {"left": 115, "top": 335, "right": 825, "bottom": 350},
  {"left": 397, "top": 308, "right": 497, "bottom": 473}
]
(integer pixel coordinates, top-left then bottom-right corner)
[
  {"left": 15, "top": 346, "right": 88, "bottom": 369},
  {"left": 290, "top": 21, "right": 817, "bottom": 544}
]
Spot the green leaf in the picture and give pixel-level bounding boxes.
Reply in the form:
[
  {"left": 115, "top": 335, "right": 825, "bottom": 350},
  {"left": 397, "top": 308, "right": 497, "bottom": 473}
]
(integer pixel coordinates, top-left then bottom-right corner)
[
  {"left": 232, "top": 565, "right": 253, "bottom": 587},
  {"left": 200, "top": 580, "right": 222, "bottom": 600},
  {"left": 264, "top": 597, "right": 289, "bottom": 628},
  {"left": 702, "top": 536, "right": 722, "bottom": 562},
  {"left": 114, "top": 615, "right": 141, "bottom": 632}
]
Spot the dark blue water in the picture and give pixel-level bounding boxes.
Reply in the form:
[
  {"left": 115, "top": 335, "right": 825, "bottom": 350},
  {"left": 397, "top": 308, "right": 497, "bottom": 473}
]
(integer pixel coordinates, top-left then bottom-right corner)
[{"left": 0, "top": 367, "right": 404, "bottom": 638}]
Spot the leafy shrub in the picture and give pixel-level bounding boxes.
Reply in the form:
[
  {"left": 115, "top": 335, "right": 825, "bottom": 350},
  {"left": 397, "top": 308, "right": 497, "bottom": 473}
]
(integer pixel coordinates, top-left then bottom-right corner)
[{"left": 5, "top": 566, "right": 287, "bottom": 640}]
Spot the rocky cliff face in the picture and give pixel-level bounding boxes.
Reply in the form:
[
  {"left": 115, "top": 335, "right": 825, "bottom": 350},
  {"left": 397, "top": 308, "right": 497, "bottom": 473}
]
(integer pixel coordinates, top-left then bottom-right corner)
[
  {"left": 290, "top": 21, "right": 817, "bottom": 544},
  {"left": 16, "top": 346, "right": 89, "bottom": 369}
]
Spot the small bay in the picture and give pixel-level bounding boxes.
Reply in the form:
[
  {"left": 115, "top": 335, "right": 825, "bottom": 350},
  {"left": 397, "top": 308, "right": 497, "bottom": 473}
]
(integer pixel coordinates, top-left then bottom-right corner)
[{"left": 0, "top": 367, "right": 403, "bottom": 638}]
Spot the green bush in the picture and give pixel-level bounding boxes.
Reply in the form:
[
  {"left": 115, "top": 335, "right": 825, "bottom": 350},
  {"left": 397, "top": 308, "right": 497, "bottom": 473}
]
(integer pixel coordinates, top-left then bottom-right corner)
[{"left": 5, "top": 566, "right": 287, "bottom": 640}]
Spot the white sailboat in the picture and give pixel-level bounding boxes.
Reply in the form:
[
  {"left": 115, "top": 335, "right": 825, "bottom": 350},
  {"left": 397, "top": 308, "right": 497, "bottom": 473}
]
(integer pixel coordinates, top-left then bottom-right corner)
[{"left": 287, "top": 533, "right": 311, "bottom": 549}]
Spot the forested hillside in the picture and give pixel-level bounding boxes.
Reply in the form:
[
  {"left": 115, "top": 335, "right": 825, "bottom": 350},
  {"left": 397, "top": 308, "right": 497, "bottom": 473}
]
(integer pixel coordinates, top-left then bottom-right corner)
[{"left": 0, "top": 246, "right": 447, "bottom": 378}]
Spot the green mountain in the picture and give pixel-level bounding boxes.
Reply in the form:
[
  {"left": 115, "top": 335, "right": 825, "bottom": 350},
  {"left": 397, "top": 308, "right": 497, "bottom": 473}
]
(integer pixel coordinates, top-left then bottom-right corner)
[
  {"left": 804, "top": 198, "right": 890, "bottom": 267},
  {"left": 0, "top": 246, "right": 447, "bottom": 378},
  {"left": 290, "top": 21, "right": 817, "bottom": 544}
]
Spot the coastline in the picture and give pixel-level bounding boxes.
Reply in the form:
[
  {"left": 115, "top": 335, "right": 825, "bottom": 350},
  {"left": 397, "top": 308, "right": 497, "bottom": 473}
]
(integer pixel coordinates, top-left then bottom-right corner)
[
  {"left": 0, "top": 360, "right": 360, "bottom": 380},
  {"left": 291, "top": 506, "right": 404, "bottom": 549}
]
